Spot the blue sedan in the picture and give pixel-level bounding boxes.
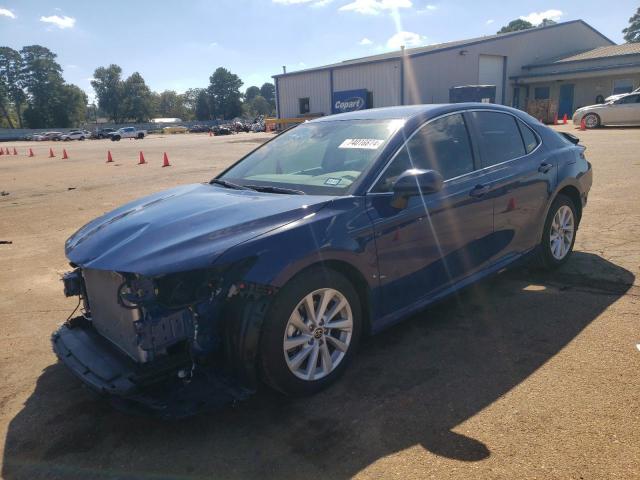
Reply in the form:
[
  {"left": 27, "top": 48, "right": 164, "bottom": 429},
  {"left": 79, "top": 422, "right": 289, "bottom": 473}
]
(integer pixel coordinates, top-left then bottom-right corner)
[{"left": 53, "top": 103, "right": 592, "bottom": 415}]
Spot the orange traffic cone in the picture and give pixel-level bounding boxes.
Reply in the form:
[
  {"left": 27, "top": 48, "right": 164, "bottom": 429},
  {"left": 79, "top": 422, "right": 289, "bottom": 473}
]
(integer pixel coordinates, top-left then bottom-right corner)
[
  {"left": 4, "top": 147, "right": 8, "bottom": 155},
  {"left": 106, "top": 151, "right": 113, "bottom": 163},
  {"left": 579, "top": 118, "right": 586, "bottom": 131},
  {"left": 138, "top": 151, "right": 146, "bottom": 165},
  {"left": 13, "top": 147, "right": 17, "bottom": 155},
  {"left": 28, "top": 148, "right": 34, "bottom": 157},
  {"left": 562, "top": 114, "right": 568, "bottom": 124},
  {"left": 162, "top": 152, "right": 171, "bottom": 167},
  {"left": 49, "top": 148, "right": 55, "bottom": 158},
  {"left": 62, "top": 149, "right": 69, "bottom": 159}
]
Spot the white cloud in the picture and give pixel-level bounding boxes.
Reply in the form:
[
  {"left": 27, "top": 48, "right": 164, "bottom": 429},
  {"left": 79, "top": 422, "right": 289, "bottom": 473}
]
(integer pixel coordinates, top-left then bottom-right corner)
[
  {"left": 359, "top": 37, "right": 373, "bottom": 45},
  {"left": 485, "top": 19, "right": 494, "bottom": 25},
  {"left": 520, "top": 9, "right": 562, "bottom": 25},
  {"left": 311, "top": 0, "right": 333, "bottom": 6},
  {"left": 209, "top": 42, "right": 218, "bottom": 47},
  {"left": 386, "top": 30, "right": 426, "bottom": 49},
  {"left": 40, "top": 14, "right": 76, "bottom": 29},
  {"left": 339, "top": 0, "right": 412, "bottom": 15},
  {"left": 0, "top": 8, "right": 16, "bottom": 18}
]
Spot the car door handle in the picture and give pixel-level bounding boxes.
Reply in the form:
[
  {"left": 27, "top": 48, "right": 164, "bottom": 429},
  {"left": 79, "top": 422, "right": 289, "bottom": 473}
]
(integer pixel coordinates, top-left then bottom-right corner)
[
  {"left": 538, "top": 162, "right": 553, "bottom": 173},
  {"left": 469, "top": 184, "right": 490, "bottom": 198}
]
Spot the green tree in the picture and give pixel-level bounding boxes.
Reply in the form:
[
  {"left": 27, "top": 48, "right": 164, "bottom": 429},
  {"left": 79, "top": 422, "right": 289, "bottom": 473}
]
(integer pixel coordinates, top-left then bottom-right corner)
[
  {"left": 157, "top": 90, "right": 187, "bottom": 118},
  {"left": 121, "top": 72, "right": 153, "bottom": 122},
  {"left": 207, "top": 67, "right": 243, "bottom": 120},
  {"left": 0, "top": 47, "right": 26, "bottom": 127},
  {"left": 497, "top": 19, "right": 534, "bottom": 34},
  {"left": 91, "top": 64, "right": 123, "bottom": 122},
  {"left": 51, "top": 84, "right": 87, "bottom": 127},
  {"left": 20, "top": 45, "right": 66, "bottom": 128},
  {"left": 195, "top": 89, "right": 211, "bottom": 120},
  {"left": 623, "top": 7, "right": 640, "bottom": 43},
  {"left": 260, "top": 82, "right": 276, "bottom": 107},
  {"left": 245, "top": 85, "right": 260, "bottom": 102},
  {"left": 244, "top": 95, "right": 273, "bottom": 117}
]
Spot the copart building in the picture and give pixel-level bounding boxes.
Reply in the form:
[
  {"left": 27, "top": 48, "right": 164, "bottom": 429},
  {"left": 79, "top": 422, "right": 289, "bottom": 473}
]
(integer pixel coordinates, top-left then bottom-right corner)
[{"left": 273, "top": 20, "right": 640, "bottom": 120}]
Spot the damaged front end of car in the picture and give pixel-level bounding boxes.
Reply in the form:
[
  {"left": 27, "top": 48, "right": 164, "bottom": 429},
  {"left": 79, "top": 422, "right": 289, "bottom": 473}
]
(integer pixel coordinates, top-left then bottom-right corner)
[{"left": 52, "top": 258, "right": 276, "bottom": 418}]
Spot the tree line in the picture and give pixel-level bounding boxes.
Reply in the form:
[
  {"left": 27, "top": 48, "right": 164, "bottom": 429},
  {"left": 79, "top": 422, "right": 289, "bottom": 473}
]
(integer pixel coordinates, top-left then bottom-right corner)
[{"left": 0, "top": 45, "right": 276, "bottom": 129}]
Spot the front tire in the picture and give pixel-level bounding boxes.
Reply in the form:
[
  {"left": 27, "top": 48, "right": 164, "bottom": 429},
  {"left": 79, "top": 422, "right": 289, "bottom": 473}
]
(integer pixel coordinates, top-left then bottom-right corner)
[
  {"left": 538, "top": 194, "right": 578, "bottom": 270},
  {"left": 260, "top": 268, "right": 362, "bottom": 396},
  {"left": 583, "top": 113, "right": 600, "bottom": 129}
]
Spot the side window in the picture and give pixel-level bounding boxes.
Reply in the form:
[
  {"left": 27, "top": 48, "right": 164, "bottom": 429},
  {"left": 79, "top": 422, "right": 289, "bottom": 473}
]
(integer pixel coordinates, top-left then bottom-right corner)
[
  {"left": 470, "top": 111, "right": 526, "bottom": 167},
  {"left": 517, "top": 120, "right": 539, "bottom": 154},
  {"left": 617, "top": 94, "right": 640, "bottom": 104},
  {"left": 373, "top": 113, "right": 474, "bottom": 192}
]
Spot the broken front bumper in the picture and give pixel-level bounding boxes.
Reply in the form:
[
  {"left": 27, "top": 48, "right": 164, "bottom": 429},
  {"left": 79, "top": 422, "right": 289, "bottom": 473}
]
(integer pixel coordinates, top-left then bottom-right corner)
[{"left": 52, "top": 318, "right": 250, "bottom": 418}]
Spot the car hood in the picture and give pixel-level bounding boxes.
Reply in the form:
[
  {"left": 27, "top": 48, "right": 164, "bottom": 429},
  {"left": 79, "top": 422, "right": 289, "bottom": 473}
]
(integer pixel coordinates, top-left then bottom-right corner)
[
  {"left": 575, "top": 103, "right": 611, "bottom": 113},
  {"left": 66, "top": 183, "right": 333, "bottom": 276}
]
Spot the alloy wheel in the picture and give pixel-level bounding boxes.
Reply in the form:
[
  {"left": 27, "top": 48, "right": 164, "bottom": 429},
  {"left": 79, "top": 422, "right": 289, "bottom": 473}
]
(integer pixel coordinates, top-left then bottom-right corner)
[
  {"left": 283, "top": 288, "right": 353, "bottom": 381},
  {"left": 549, "top": 205, "right": 574, "bottom": 260}
]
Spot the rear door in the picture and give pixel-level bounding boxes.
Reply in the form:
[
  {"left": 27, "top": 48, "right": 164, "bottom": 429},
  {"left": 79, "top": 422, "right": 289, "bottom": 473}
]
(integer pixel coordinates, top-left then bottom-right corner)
[
  {"left": 467, "top": 110, "right": 553, "bottom": 259},
  {"left": 366, "top": 112, "right": 495, "bottom": 319},
  {"left": 615, "top": 94, "right": 640, "bottom": 124}
]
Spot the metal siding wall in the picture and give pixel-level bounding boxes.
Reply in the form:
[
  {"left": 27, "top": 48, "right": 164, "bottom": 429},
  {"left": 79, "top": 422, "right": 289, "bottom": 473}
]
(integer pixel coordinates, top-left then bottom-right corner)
[
  {"left": 333, "top": 61, "right": 401, "bottom": 108},
  {"left": 277, "top": 71, "right": 331, "bottom": 118},
  {"left": 404, "top": 21, "right": 613, "bottom": 106}
]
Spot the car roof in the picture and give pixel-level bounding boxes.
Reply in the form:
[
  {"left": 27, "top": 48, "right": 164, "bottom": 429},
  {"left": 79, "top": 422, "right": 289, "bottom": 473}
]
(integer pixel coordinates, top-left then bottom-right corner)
[{"left": 310, "top": 103, "right": 521, "bottom": 122}]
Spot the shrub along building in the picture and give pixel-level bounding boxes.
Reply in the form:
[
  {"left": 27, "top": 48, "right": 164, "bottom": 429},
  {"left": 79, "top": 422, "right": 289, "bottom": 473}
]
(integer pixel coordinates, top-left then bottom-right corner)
[{"left": 273, "top": 20, "right": 640, "bottom": 122}]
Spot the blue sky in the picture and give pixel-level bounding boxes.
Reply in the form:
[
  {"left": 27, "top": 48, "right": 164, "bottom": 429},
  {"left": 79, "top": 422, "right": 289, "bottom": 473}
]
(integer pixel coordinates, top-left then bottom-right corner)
[{"left": 0, "top": 0, "right": 637, "bottom": 102}]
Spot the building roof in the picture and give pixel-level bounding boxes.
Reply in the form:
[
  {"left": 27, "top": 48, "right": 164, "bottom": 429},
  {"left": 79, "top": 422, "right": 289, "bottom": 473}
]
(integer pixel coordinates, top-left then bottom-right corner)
[
  {"left": 273, "top": 20, "right": 614, "bottom": 78},
  {"left": 555, "top": 43, "right": 640, "bottom": 63}
]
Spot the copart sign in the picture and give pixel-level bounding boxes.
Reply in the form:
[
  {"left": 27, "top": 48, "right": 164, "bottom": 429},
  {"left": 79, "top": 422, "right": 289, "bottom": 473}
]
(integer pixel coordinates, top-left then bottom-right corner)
[{"left": 332, "top": 89, "right": 368, "bottom": 114}]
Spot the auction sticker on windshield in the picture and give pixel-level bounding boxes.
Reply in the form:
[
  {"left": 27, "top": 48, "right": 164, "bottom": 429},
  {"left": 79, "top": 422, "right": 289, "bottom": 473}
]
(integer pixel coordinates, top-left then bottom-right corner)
[{"left": 338, "top": 138, "right": 385, "bottom": 149}]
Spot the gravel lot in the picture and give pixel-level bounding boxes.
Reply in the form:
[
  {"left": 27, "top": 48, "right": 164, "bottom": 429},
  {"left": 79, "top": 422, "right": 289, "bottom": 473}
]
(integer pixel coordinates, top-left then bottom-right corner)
[{"left": 0, "top": 126, "right": 638, "bottom": 479}]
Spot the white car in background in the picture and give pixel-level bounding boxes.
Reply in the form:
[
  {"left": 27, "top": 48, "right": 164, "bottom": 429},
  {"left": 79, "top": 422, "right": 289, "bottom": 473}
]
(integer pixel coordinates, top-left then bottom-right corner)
[
  {"left": 573, "top": 92, "right": 640, "bottom": 128},
  {"left": 605, "top": 87, "right": 640, "bottom": 103},
  {"left": 60, "top": 130, "right": 89, "bottom": 141}
]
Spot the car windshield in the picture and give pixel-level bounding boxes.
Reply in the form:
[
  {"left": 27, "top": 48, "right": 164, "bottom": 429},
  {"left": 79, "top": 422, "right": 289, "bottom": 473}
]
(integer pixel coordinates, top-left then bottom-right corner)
[{"left": 218, "top": 119, "right": 404, "bottom": 195}]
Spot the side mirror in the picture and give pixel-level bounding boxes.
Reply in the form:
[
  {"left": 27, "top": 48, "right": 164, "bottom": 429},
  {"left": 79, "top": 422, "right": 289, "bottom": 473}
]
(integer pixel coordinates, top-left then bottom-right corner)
[{"left": 392, "top": 169, "right": 444, "bottom": 202}]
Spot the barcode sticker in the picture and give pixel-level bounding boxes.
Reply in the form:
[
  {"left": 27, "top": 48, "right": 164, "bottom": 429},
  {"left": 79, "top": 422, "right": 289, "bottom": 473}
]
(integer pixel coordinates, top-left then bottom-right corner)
[{"left": 338, "top": 138, "right": 384, "bottom": 150}]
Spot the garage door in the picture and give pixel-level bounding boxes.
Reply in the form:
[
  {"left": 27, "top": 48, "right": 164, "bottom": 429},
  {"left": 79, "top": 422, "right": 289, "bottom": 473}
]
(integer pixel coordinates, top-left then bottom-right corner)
[{"left": 478, "top": 55, "right": 505, "bottom": 104}]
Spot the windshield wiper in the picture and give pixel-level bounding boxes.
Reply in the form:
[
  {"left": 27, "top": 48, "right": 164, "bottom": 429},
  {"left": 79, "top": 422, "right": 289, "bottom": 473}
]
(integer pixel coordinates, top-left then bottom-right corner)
[
  {"left": 210, "top": 179, "right": 252, "bottom": 190},
  {"left": 244, "top": 185, "right": 306, "bottom": 195}
]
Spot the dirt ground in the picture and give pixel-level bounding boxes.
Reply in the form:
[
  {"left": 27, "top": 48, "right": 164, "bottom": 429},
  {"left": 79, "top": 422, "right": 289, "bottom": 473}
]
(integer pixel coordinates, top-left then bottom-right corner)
[{"left": 0, "top": 126, "right": 638, "bottom": 479}]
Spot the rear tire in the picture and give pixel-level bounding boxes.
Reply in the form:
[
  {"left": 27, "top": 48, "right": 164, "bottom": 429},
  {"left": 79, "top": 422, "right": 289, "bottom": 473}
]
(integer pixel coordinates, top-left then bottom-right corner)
[
  {"left": 260, "top": 268, "right": 362, "bottom": 396},
  {"left": 536, "top": 194, "right": 578, "bottom": 270}
]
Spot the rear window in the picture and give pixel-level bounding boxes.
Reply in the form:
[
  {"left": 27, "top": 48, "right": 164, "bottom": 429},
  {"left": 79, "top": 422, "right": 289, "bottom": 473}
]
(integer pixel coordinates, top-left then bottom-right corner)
[
  {"left": 470, "top": 111, "right": 526, "bottom": 167},
  {"left": 517, "top": 120, "right": 539, "bottom": 154}
]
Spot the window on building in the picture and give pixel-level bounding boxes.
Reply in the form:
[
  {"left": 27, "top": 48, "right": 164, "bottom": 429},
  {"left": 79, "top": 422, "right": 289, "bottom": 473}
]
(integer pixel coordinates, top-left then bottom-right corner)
[
  {"left": 469, "top": 111, "right": 526, "bottom": 167},
  {"left": 373, "top": 113, "right": 474, "bottom": 192},
  {"left": 534, "top": 87, "right": 550, "bottom": 100},
  {"left": 612, "top": 79, "right": 634, "bottom": 95},
  {"left": 299, "top": 97, "right": 310, "bottom": 114}
]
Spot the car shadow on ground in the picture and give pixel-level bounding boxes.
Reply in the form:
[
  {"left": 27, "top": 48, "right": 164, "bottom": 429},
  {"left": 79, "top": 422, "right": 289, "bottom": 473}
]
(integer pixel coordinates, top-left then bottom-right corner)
[{"left": 2, "top": 252, "right": 634, "bottom": 480}]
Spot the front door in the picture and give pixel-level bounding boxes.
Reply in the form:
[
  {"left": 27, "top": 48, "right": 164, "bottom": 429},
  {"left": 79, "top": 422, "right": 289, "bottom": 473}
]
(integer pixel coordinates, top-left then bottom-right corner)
[
  {"left": 558, "top": 84, "right": 574, "bottom": 118},
  {"left": 365, "top": 113, "right": 495, "bottom": 322}
]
